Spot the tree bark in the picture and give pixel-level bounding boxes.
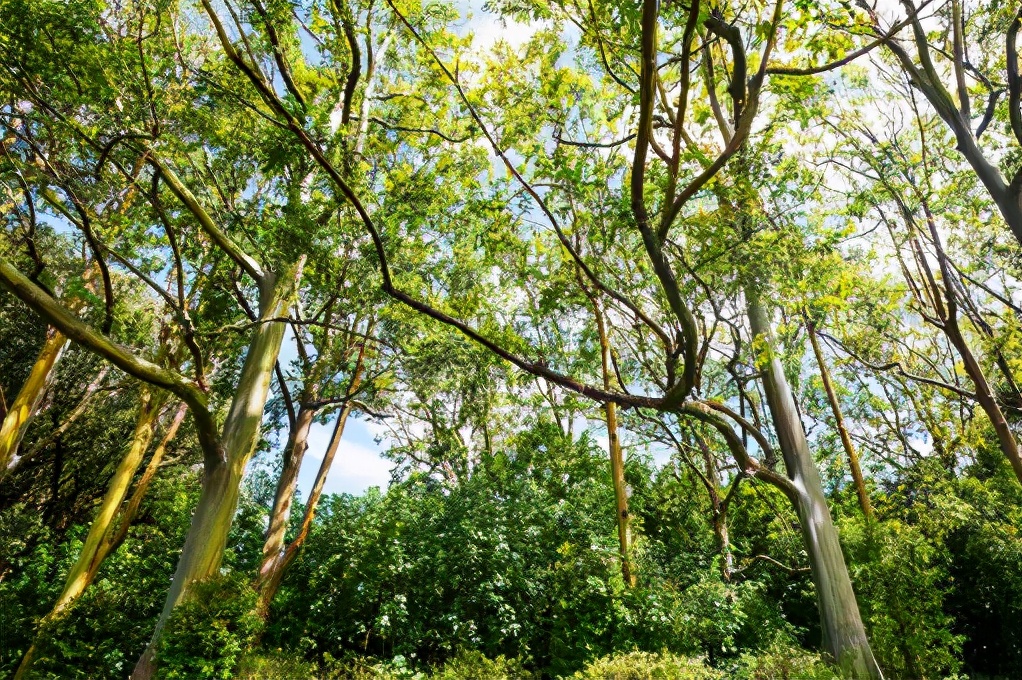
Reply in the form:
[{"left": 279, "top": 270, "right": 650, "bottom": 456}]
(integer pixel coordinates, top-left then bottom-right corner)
[
  {"left": 920, "top": 207, "right": 1022, "bottom": 485},
  {"left": 945, "top": 308, "right": 1022, "bottom": 484},
  {"left": 254, "top": 398, "right": 316, "bottom": 613},
  {"left": 15, "top": 387, "right": 164, "bottom": 679},
  {"left": 255, "top": 339, "right": 368, "bottom": 617},
  {"left": 255, "top": 402, "right": 351, "bottom": 617},
  {"left": 584, "top": 292, "right": 635, "bottom": 585},
  {"left": 877, "top": 17, "right": 1022, "bottom": 247},
  {"left": 131, "top": 261, "right": 302, "bottom": 680},
  {"left": 695, "top": 433, "right": 734, "bottom": 580},
  {"left": 748, "top": 289, "right": 883, "bottom": 679},
  {"left": 0, "top": 327, "right": 68, "bottom": 473},
  {"left": 605, "top": 400, "right": 634, "bottom": 586},
  {"left": 6, "top": 365, "right": 112, "bottom": 480},
  {"left": 105, "top": 402, "right": 188, "bottom": 554},
  {"left": 807, "top": 320, "right": 873, "bottom": 519}
]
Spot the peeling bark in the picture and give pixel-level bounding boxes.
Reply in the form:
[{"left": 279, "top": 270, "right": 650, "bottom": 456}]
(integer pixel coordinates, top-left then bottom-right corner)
[{"left": 255, "top": 339, "right": 368, "bottom": 618}]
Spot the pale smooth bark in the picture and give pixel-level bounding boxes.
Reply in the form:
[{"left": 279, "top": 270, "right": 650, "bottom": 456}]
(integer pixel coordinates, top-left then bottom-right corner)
[
  {"left": 604, "top": 400, "right": 634, "bottom": 586},
  {"left": 131, "top": 261, "right": 302, "bottom": 680},
  {"left": 0, "top": 257, "right": 219, "bottom": 457},
  {"left": 748, "top": 289, "right": 882, "bottom": 679},
  {"left": 0, "top": 327, "right": 68, "bottom": 473},
  {"left": 51, "top": 389, "right": 162, "bottom": 613},
  {"left": 873, "top": 5, "right": 1022, "bottom": 247},
  {"left": 106, "top": 402, "right": 189, "bottom": 553}
]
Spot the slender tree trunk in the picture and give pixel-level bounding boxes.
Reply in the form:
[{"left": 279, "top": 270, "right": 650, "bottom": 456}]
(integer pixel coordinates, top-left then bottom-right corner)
[
  {"left": 6, "top": 365, "right": 112, "bottom": 480},
  {"left": 695, "top": 434, "right": 733, "bottom": 580},
  {"left": 589, "top": 296, "right": 634, "bottom": 585},
  {"left": 605, "top": 400, "right": 634, "bottom": 586},
  {"left": 748, "top": 289, "right": 883, "bottom": 679},
  {"left": 0, "top": 327, "right": 68, "bottom": 472},
  {"left": 254, "top": 399, "right": 316, "bottom": 613},
  {"left": 15, "top": 388, "right": 164, "bottom": 679},
  {"left": 807, "top": 320, "right": 873, "bottom": 519},
  {"left": 131, "top": 262, "right": 301, "bottom": 680},
  {"left": 255, "top": 402, "right": 351, "bottom": 617},
  {"left": 104, "top": 402, "right": 188, "bottom": 555},
  {"left": 945, "top": 316, "right": 1022, "bottom": 483},
  {"left": 256, "top": 340, "right": 368, "bottom": 617},
  {"left": 918, "top": 205, "right": 1022, "bottom": 484}
]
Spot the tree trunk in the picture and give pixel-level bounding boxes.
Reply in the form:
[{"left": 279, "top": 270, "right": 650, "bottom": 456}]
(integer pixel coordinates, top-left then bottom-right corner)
[
  {"left": 920, "top": 205, "right": 1022, "bottom": 485},
  {"left": 605, "top": 400, "right": 634, "bottom": 586},
  {"left": 15, "top": 388, "right": 164, "bottom": 679},
  {"left": 588, "top": 294, "right": 635, "bottom": 586},
  {"left": 131, "top": 262, "right": 301, "bottom": 680},
  {"left": 254, "top": 399, "right": 316, "bottom": 615},
  {"left": 256, "top": 402, "right": 351, "bottom": 617},
  {"left": 945, "top": 317, "right": 1022, "bottom": 484},
  {"left": 104, "top": 402, "right": 189, "bottom": 555},
  {"left": 0, "top": 327, "right": 68, "bottom": 473},
  {"left": 6, "top": 365, "right": 112, "bottom": 480},
  {"left": 748, "top": 289, "right": 883, "bottom": 679},
  {"left": 255, "top": 339, "right": 368, "bottom": 617},
  {"left": 695, "top": 433, "right": 734, "bottom": 580},
  {"left": 807, "top": 320, "right": 873, "bottom": 519}
]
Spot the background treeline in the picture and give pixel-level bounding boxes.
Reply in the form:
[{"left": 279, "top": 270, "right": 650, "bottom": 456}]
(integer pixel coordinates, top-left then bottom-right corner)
[
  {"left": 2, "top": 379, "right": 1021, "bottom": 678},
  {"left": 2, "top": 0, "right": 1022, "bottom": 678}
]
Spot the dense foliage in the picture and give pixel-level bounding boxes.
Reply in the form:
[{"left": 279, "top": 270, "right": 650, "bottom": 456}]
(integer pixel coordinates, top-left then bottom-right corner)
[{"left": 2, "top": 0, "right": 1022, "bottom": 677}]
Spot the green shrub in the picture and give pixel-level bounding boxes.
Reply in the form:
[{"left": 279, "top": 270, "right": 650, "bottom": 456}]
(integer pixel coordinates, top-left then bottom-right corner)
[
  {"left": 569, "top": 651, "right": 724, "bottom": 679},
  {"left": 157, "top": 574, "right": 262, "bottom": 679},
  {"left": 432, "top": 650, "right": 534, "bottom": 679},
  {"left": 236, "top": 649, "right": 316, "bottom": 679},
  {"left": 321, "top": 652, "right": 419, "bottom": 679},
  {"left": 322, "top": 651, "right": 532, "bottom": 679},
  {"left": 10, "top": 477, "right": 197, "bottom": 679},
  {"left": 840, "top": 516, "right": 964, "bottom": 678},
  {"left": 731, "top": 641, "right": 842, "bottom": 680}
]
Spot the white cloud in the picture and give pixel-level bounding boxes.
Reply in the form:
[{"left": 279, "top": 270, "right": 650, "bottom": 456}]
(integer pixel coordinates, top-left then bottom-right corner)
[{"left": 296, "top": 417, "right": 394, "bottom": 497}]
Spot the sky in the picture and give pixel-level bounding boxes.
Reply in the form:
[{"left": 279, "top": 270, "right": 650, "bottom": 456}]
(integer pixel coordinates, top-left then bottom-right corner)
[{"left": 293, "top": 416, "right": 394, "bottom": 496}]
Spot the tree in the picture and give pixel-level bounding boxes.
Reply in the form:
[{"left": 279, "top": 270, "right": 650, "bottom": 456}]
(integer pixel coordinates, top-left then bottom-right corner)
[
  {"left": 861, "top": 0, "right": 1022, "bottom": 247},
  {"left": 193, "top": 0, "right": 883, "bottom": 673}
]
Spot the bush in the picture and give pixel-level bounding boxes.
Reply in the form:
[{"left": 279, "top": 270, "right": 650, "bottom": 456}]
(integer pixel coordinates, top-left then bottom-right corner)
[
  {"left": 569, "top": 651, "right": 724, "bottom": 680},
  {"left": 322, "top": 650, "right": 533, "bottom": 679},
  {"left": 731, "top": 641, "right": 842, "bottom": 680},
  {"left": 432, "top": 650, "right": 534, "bottom": 679},
  {"left": 6, "top": 475, "right": 198, "bottom": 679},
  {"left": 157, "top": 574, "right": 263, "bottom": 679},
  {"left": 236, "top": 649, "right": 316, "bottom": 679},
  {"left": 321, "top": 653, "right": 401, "bottom": 680}
]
